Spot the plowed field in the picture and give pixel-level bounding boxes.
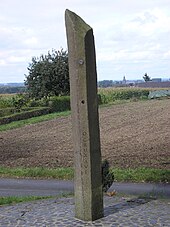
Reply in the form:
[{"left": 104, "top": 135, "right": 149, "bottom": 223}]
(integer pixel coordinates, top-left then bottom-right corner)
[{"left": 0, "top": 99, "right": 170, "bottom": 169}]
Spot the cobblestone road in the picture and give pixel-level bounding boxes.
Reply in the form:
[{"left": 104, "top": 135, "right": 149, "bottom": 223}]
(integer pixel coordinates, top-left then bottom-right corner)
[{"left": 0, "top": 196, "right": 170, "bottom": 227}]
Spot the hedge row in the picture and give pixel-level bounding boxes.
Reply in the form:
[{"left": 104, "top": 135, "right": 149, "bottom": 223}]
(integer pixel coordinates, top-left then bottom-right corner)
[
  {"left": 47, "top": 89, "right": 149, "bottom": 110},
  {"left": 0, "top": 96, "right": 71, "bottom": 125},
  {"left": 98, "top": 88, "right": 149, "bottom": 104},
  {"left": 48, "top": 96, "right": 70, "bottom": 112},
  {"left": 0, "top": 108, "right": 16, "bottom": 117},
  {"left": 0, "top": 107, "right": 35, "bottom": 117},
  {"left": 0, "top": 89, "right": 151, "bottom": 125},
  {"left": 0, "top": 107, "right": 51, "bottom": 125}
]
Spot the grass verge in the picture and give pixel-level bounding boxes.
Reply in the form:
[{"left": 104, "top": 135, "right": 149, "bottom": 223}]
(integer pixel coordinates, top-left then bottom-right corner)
[
  {"left": 113, "top": 168, "right": 170, "bottom": 183},
  {"left": 0, "top": 196, "right": 53, "bottom": 206},
  {"left": 0, "top": 192, "right": 73, "bottom": 206},
  {"left": 0, "top": 166, "right": 74, "bottom": 180},
  {"left": 0, "top": 166, "right": 169, "bottom": 183}
]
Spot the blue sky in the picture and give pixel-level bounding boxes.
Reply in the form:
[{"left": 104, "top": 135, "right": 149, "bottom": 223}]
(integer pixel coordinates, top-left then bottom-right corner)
[{"left": 0, "top": 0, "right": 170, "bottom": 83}]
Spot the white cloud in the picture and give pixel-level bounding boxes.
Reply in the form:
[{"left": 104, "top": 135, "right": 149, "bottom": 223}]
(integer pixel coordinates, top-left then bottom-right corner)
[
  {"left": 0, "top": 59, "right": 6, "bottom": 66},
  {"left": 23, "top": 37, "right": 38, "bottom": 46},
  {"left": 0, "top": 0, "right": 170, "bottom": 82},
  {"left": 8, "top": 56, "right": 29, "bottom": 64},
  {"left": 96, "top": 7, "right": 170, "bottom": 76}
]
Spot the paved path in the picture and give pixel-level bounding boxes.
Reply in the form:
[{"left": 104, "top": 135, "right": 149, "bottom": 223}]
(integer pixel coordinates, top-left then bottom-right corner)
[
  {"left": 0, "top": 178, "right": 170, "bottom": 198},
  {"left": 0, "top": 178, "right": 74, "bottom": 197},
  {"left": 0, "top": 196, "right": 170, "bottom": 226},
  {"left": 0, "top": 179, "right": 169, "bottom": 226}
]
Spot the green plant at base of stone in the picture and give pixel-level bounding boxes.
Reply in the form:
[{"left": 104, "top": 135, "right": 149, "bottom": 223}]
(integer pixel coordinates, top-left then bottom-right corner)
[{"left": 102, "top": 160, "right": 114, "bottom": 192}]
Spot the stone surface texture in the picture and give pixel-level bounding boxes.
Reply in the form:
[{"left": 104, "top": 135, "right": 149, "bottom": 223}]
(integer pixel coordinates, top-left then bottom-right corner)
[{"left": 65, "top": 9, "right": 103, "bottom": 221}]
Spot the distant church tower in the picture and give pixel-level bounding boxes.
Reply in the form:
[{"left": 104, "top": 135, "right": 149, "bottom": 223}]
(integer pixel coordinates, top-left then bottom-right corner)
[{"left": 123, "top": 76, "right": 126, "bottom": 84}]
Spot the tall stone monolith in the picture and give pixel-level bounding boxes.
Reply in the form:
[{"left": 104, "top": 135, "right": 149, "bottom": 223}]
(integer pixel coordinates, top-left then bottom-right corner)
[{"left": 65, "top": 9, "right": 103, "bottom": 221}]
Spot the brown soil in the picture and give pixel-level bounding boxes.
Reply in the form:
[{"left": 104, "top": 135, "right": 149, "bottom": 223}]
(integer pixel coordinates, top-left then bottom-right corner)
[{"left": 0, "top": 99, "right": 170, "bottom": 169}]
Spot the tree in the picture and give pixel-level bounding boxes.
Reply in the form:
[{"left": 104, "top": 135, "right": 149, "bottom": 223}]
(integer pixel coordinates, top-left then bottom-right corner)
[
  {"left": 143, "top": 73, "right": 151, "bottom": 82},
  {"left": 25, "top": 49, "right": 69, "bottom": 99}
]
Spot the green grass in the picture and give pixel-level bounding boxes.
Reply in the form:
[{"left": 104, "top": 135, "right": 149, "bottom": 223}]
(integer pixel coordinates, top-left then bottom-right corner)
[
  {"left": 0, "top": 110, "right": 71, "bottom": 132},
  {"left": 112, "top": 168, "right": 170, "bottom": 183},
  {"left": 0, "top": 166, "right": 74, "bottom": 180},
  {"left": 0, "top": 192, "right": 73, "bottom": 206},
  {"left": 0, "top": 195, "right": 53, "bottom": 206},
  {"left": 0, "top": 166, "right": 169, "bottom": 183}
]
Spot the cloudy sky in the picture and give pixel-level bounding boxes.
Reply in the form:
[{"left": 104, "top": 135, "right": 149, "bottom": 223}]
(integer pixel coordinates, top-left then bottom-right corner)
[{"left": 0, "top": 0, "right": 170, "bottom": 83}]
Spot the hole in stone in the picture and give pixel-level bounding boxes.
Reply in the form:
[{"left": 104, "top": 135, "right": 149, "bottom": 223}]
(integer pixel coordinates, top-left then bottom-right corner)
[{"left": 81, "top": 100, "right": 85, "bottom": 104}]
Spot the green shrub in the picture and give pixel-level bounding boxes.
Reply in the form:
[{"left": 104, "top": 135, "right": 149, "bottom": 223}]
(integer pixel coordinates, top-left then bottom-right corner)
[
  {"left": 0, "top": 96, "right": 14, "bottom": 108},
  {"left": 11, "top": 94, "right": 29, "bottom": 111},
  {"left": 0, "top": 108, "right": 16, "bottom": 117},
  {"left": 27, "top": 98, "right": 48, "bottom": 107},
  {"left": 102, "top": 160, "right": 114, "bottom": 192},
  {"left": 48, "top": 96, "right": 70, "bottom": 112}
]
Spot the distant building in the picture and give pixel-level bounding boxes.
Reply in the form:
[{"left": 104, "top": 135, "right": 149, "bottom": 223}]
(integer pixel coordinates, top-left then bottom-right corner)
[
  {"left": 122, "top": 76, "right": 126, "bottom": 84},
  {"left": 136, "top": 81, "right": 170, "bottom": 88},
  {"left": 151, "top": 78, "right": 162, "bottom": 82}
]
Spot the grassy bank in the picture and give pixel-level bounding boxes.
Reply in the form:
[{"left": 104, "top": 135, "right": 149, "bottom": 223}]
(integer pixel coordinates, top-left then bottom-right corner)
[
  {"left": 0, "top": 166, "right": 169, "bottom": 183},
  {"left": 0, "top": 110, "right": 70, "bottom": 132}
]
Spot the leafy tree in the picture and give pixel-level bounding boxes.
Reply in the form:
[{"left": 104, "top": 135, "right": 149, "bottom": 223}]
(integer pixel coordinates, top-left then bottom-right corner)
[
  {"left": 25, "top": 49, "right": 69, "bottom": 99},
  {"left": 143, "top": 73, "right": 151, "bottom": 82}
]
